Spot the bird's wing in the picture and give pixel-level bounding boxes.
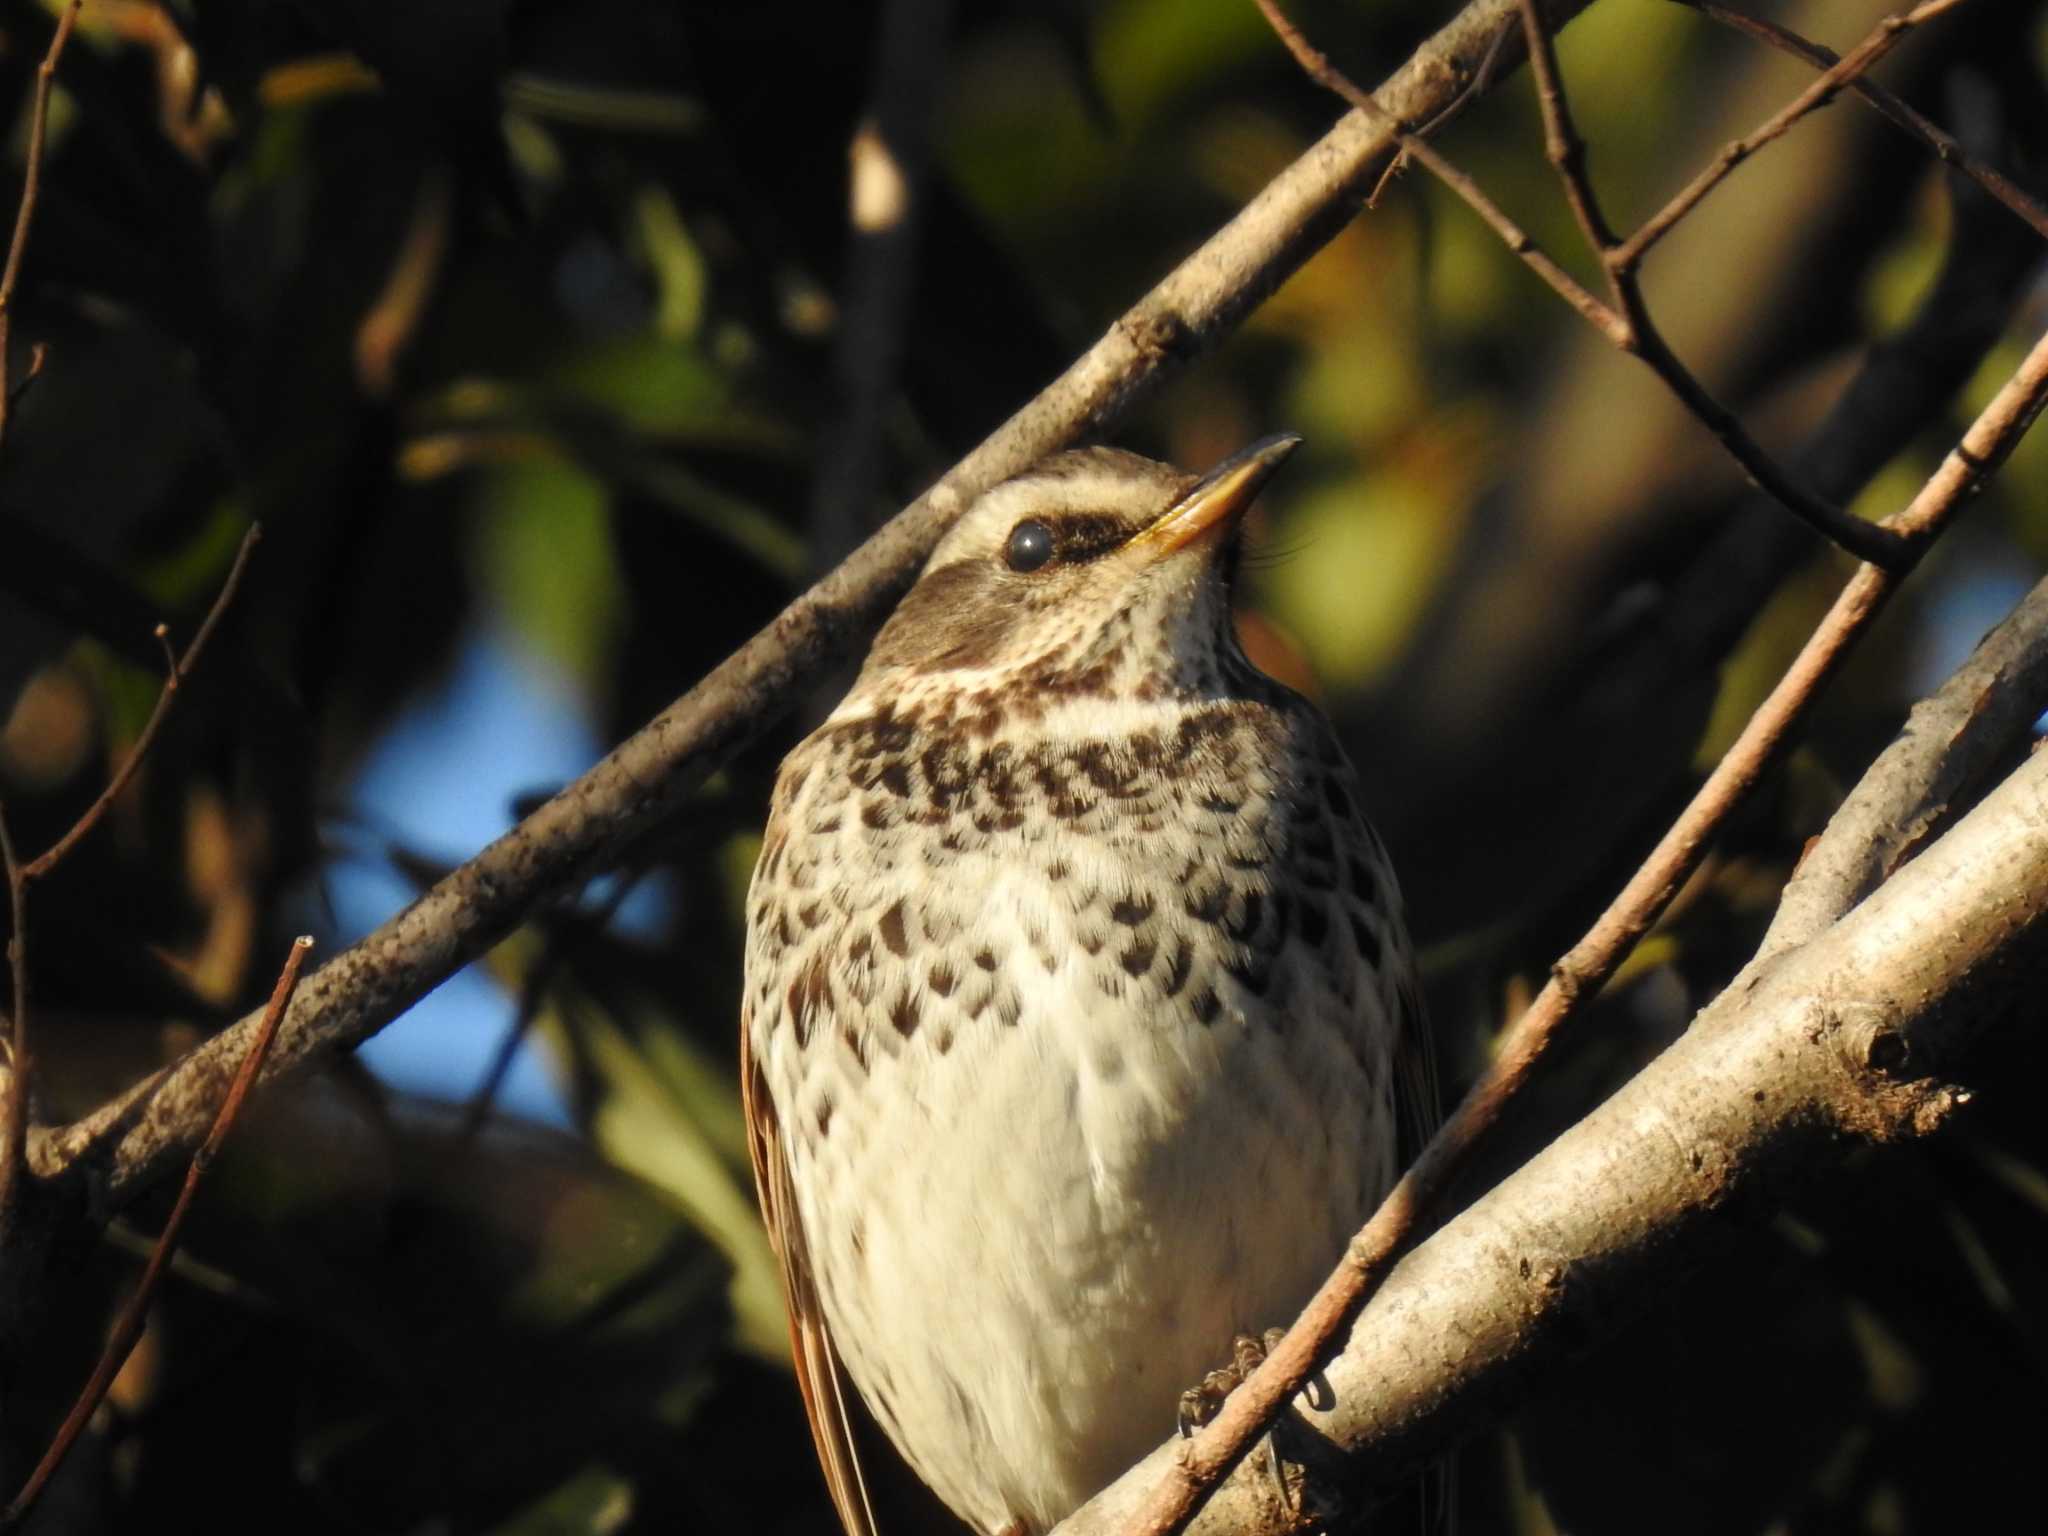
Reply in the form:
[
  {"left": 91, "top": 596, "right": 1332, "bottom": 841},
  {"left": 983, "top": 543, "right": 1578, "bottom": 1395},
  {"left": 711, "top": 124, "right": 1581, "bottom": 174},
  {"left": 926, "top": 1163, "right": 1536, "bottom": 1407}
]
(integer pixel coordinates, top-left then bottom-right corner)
[
  {"left": 1391, "top": 965, "right": 1441, "bottom": 1174},
  {"left": 740, "top": 999, "right": 880, "bottom": 1536}
]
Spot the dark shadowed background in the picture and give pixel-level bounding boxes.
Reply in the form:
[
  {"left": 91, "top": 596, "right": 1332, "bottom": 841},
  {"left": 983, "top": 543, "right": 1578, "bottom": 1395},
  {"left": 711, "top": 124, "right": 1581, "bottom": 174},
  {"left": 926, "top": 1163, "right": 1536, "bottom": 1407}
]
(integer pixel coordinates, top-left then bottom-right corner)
[{"left": 1, "top": 0, "right": 2046, "bottom": 1531}]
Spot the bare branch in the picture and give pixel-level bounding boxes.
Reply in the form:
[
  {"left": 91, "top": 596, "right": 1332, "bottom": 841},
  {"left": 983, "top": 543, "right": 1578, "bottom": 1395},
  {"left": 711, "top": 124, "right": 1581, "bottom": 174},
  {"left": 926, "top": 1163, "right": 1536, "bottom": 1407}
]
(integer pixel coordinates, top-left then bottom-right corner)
[
  {"left": 1579, "top": 149, "right": 2044, "bottom": 826},
  {"left": 457, "top": 869, "right": 644, "bottom": 1142},
  {"left": 1512, "top": 0, "right": 1915, "bottom": 568},
  {"left": 1515, "top": 0, "right": 1619, "bottom": 255},
  {"left": 0, "top": 0, "right": 82, "bottom": 450},
  {"left": 1617, "top": 0, "right": 1973, "bottom": 268},
  {"left": 1364, "top": 0, "right": 2040, "bottom": 884},
  {"left": 1676, "top": 0, "right": 2048, "bottom": 243},
  {"left": 0, "top": 520, "right": 260, "bottom": 1227},
  {"left": 1114, "top": 301, "right": 2048, "bottom": 1536},
  {"left": 1624, "top": 317, "right": 1909, "bottom": 565},
  {"left": 1251, "top": 0, "right": 1626, "bottom": 343},
  {"left": 1, "top": 937, "right": 312, "bottom": 1532},
  {"left": 1255, "top": 0, "right": 1910, "bottom": 572},
  {"left": 21, "top": 525, "right": 262, "bottom": 883},
  {"left": 1761, "top": 589, "right": 2048, "bottom": 960},
  {"left": 30, "top": 0, "right": 1591, "bottom": 1215},
  {"left": 1057, "top": 733, "right": 2048, "bottom": 1536}
]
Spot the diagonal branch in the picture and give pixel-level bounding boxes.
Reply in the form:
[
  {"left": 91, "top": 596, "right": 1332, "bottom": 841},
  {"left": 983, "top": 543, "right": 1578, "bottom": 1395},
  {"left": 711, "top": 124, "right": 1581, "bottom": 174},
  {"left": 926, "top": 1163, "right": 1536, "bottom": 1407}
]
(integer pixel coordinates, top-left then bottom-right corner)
[
  {"left": 1617, "top": 0, "right": 1974, "bottom": 268},
  {"left": 20, "top": 525, "right": 262, "bottom": 883},
  {"left": 1253, "top": 0, "right": 1912, "bottom": 570},
  {"left": 1675, "top": 0, "right": 2048, "bottom": 243},
  {"left": 1760, "top": 573, "right": 2048, "bottom": 959},
  {"left": 1515, "top": 0, "right": 1977, "bottom": 571},
  {"left": 0, "top": 525, "right": 259, "bottom": 1240},
  {"left": 0, "top": 937, "right": 312, "bottom": 1531},
  {"left": 1251, "top": 0, "right": 1622, "bottom": 342},
  {"left": 1056, "top": 721, "right": 2048, "bottom": 1535},
  {"left": 1113, "top": 281, "right": 2048, "bottom": 1536},
  {"left": 26, "top": 0, "right": 1596, "bottom": 1218}
]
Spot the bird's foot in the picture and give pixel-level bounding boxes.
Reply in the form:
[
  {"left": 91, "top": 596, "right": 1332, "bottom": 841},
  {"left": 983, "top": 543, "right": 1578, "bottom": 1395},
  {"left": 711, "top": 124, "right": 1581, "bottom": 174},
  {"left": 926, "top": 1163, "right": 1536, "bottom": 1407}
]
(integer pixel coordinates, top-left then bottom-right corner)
[{"left": 1176, "top": 1326, "right": 1287, "bottom": 1437}]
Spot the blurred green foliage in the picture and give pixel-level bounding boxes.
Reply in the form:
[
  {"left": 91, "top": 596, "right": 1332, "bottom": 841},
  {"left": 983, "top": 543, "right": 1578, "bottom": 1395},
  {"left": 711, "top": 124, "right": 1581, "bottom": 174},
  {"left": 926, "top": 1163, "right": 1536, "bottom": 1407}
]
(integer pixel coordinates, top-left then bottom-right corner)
[{"left": 1, "top": 0, "right": 2046, "bottom": 1532}]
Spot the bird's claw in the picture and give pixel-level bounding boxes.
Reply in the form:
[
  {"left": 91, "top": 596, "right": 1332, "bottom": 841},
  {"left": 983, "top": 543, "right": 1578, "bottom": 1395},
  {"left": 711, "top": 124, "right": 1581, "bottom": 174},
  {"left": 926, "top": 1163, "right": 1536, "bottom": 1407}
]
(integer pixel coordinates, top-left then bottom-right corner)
[{"left": 1176, "top": 1327, "right": 1287, "bottom": 1436}]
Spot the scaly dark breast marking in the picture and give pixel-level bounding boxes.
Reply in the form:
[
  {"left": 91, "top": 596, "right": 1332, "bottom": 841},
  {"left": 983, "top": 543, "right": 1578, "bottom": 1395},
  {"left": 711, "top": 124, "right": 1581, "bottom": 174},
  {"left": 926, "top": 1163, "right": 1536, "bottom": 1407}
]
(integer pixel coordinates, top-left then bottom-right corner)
[{"left": 749, "top": 691, "right": 1389, "bottom": 1116}]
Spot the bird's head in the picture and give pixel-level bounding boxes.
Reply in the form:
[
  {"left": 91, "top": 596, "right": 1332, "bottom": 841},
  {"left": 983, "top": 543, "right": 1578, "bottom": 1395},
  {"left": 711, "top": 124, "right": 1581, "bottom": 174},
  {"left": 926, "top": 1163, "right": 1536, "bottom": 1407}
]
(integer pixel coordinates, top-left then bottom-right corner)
[{"left": 858, "top": 435, "right": 1300, "bottom": 712}]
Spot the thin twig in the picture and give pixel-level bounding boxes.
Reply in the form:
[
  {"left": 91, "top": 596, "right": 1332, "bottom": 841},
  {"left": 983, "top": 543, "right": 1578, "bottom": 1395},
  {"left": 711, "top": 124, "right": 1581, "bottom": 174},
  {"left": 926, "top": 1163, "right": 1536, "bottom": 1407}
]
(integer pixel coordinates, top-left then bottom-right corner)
[
  {"left": 1637, "top": 323, "right": 1910, "bottom": 563},
  {"left": 0, "top": 0, "right": 83, "bottom": 450},
  {"left": 35, "top": 0, "right": 1591, "bottom": 1213},
  {"left": 1120, "top": 305, "right": 2048, "bottom": 1536},
  {"left": 0, "top": 520, "right": 262, "bottom": 1222},
  {"left": 458, "top": 870, "right": 642, "bottom": 1142},
  {"left": 461, "top": 947, "right": 563, "bottom": 1144},
  {"left": 21, "top": 525, "right": 263, "bottom": 883},
  {"left": 1251, "top": 0, "right": 1621, "bottom": 335},
  {"left": 1511, "top": 0, "right": 1914, "bottom": 568},
  {"left": 1252, "top": 0, "right": 1909, "bottom": 568},
  {"left": 0, "top": 936, "right": 313, "bottom": 1531},
  {"left": 1617, "top": 0, "right": 1973, "bottom": 268},
  {"left": 0, "top": 808, "right": 28, "bottom": 1228},
  {"left": 1517, "top": 0, "right": 1617, "bottom": 254},
  {"left": 1675, "top": 0, "right": 2048, "bottom": 243}
]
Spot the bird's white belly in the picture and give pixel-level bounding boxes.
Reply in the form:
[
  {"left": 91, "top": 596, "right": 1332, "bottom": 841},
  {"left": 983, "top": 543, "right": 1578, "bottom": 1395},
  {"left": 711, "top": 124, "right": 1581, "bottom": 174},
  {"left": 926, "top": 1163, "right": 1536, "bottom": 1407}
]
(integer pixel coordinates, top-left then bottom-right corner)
[{"left": 779, "top": 854, "right": 1385, "bottom": 1535}]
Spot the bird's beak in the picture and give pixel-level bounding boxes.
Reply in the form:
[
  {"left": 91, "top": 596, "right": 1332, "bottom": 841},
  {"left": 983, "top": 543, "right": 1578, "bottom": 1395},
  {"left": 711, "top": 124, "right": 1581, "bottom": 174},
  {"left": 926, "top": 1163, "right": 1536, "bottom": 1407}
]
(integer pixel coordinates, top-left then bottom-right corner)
[{"left": 1130, "top": 433, "right": 1302, "bottom": 558}]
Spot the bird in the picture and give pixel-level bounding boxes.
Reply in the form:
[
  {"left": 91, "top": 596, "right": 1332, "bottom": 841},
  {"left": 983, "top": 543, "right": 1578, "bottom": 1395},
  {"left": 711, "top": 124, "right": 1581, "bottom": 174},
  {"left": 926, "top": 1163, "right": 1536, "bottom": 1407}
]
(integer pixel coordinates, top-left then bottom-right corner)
[{"left": 740, "top": 435, "right": 1431, "bottom": 1536}]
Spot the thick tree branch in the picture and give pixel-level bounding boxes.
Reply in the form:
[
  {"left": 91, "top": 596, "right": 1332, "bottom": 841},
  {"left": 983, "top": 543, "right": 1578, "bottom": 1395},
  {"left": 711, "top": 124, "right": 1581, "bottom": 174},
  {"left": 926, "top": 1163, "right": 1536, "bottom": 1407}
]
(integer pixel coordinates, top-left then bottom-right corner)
[
  {"left": 1547, "top": 312, "right": 2048, "bottom": 1003},
  {"left": 24, "top": 0, "right": 1592, "bottom": 1218},
  {"left": 1053, "top": 709, "right": 2048, "bottom": 1536},
  {"left": 1761, "top": 574, "right": 2048, "bottom": 959},
  {"left": 1117, "top": 302, "right": 2048, "bottom": 1536}
]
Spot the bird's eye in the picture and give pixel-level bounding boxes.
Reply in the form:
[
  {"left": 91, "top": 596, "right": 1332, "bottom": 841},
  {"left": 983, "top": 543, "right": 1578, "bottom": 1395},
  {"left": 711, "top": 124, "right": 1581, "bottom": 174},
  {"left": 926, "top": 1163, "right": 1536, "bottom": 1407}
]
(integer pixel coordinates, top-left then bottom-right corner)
[{"left": 1004, "top": 520, "right": 1056, "bottom": 573}]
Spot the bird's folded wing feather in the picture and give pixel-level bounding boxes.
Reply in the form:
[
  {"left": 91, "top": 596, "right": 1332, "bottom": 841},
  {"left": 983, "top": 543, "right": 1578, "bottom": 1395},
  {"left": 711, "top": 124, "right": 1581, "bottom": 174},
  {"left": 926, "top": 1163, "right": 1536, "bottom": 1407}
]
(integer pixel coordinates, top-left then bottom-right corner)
[{"left": 741, "top": 1001, "right": 880, "bottom": 1536}]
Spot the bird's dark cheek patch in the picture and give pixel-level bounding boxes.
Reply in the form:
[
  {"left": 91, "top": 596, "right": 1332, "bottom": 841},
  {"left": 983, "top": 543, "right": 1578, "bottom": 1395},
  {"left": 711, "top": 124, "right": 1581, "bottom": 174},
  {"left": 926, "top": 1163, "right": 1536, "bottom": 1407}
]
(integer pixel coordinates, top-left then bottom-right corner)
[
  {"left": 1055, "top": 513, "right": 1139, "bottom": 564},
  {"left": 871, "top": 561, "right": 1029, "bottom": 672}
]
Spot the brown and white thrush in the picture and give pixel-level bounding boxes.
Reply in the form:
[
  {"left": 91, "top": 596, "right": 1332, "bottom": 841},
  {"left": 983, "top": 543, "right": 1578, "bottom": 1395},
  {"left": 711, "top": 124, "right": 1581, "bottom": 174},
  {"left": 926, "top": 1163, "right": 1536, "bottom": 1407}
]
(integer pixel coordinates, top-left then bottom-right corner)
[{"left": 742, "top": 436, "right": 1430, "bottom": 1535}]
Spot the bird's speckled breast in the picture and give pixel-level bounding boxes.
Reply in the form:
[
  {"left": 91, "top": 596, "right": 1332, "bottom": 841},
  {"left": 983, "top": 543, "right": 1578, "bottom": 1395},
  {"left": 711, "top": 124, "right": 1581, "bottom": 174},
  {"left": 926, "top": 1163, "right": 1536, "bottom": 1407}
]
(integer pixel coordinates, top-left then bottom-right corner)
[{"left": 743, "top": 687, "right": 1408, "bottom": 1533}]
